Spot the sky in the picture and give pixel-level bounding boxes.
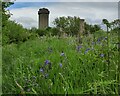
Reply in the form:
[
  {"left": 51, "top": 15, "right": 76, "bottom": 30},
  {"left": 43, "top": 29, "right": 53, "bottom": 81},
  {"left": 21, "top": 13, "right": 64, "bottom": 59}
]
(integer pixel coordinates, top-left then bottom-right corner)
[
  {"left": 6, "top": 0, "right": 119, "bottom": 29},
  {"left": 3, "top": 0, "right": 120, "bottom": 2}
]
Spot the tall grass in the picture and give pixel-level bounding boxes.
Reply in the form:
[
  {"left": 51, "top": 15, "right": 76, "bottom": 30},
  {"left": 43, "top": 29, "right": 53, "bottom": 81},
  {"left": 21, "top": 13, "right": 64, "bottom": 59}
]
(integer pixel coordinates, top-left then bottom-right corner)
[{"left": 2, "top": 31, "right": 119, "bottom": 94}]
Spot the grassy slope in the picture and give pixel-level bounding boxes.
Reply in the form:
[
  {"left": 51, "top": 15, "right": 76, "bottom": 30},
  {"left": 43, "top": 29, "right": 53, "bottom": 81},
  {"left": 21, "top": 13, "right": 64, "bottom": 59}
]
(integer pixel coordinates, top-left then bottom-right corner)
[{"left": 2, "top": 31, "right": 119, "bottom": 94}]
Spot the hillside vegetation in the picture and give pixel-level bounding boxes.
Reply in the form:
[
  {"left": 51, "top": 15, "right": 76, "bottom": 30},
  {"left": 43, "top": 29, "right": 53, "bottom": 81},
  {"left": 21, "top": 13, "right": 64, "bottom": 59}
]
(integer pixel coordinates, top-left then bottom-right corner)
[{"left": 2, "top": 2, "right": 119, "bottom": 95}]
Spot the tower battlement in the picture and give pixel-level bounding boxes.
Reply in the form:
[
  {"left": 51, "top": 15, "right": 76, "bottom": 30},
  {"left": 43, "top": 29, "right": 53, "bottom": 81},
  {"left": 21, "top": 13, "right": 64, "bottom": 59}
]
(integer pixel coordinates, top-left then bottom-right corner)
[{"left": 38, "top": 8, "right": 50, "bottom": 29}]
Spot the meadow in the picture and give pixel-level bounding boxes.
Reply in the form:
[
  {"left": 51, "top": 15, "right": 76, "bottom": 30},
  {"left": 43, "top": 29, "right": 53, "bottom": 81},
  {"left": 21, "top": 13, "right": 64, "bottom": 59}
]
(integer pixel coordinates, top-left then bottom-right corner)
[{"left": 2, "top": 30, "right": 119, "bottom": 94}]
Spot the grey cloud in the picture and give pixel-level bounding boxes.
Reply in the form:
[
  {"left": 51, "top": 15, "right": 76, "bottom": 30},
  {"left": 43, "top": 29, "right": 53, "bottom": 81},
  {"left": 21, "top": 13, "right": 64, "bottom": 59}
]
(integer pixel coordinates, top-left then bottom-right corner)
[
  {"left": 13, "top": 17, "right": 37, "bottom": 28},
  {"left": 47, "top": 2, "right": 118, "bottom": 10},
  {"left": 15, "top": 0, "right": 119, "bottom": 2},
  {"left": 10, "top": 2, "right": 118, "bottom": 28},
  {"left": 85, "top": 18, "right": 102, "bottom": 24}
]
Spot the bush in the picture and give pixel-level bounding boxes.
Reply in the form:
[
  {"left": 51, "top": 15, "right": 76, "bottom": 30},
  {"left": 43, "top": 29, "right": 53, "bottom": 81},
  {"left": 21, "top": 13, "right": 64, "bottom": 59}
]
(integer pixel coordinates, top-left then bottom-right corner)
[
  {"left": 2, "top": 20, "right": 34, "bottom": 45},
  {"left": 36, "top": 29, "right": 47, "bottom": 36}
]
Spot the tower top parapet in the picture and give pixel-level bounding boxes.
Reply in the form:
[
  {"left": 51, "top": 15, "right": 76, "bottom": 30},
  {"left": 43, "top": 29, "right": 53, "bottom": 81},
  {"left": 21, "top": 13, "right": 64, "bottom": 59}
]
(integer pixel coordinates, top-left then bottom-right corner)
[{"left": 38, "top": 8, "right": 50, "bottom": 14}]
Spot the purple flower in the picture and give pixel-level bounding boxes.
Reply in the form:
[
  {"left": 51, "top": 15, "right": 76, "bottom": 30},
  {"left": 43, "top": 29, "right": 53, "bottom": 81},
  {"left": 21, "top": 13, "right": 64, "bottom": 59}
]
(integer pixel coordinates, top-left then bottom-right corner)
[
  {"left": 97, "top": 38, "right": 101, "bottom": 42},
  {"left": 92, "top": 42, "right": 95, "bottom": 45},
  {"left": 77, "top": 45, "right": 82, "bottom": 51},
  {"left": 104, "top": 37, "right": 107, "bottom": 40},
  {"left": 100, "top": 54, "right": 104, "bottom": 57},
  {"left": 59, "top": 63, "right": 62, "bottom": 68},
  {"left": 44, "top": 73, "right": 49, "bottom": 78},
  {"left": 84, "top": 48, "right": 90, "bottom": 54},
  {"left": 48, "top": 47, "right": 52, "bottom": 53},
  {"left": 45, "top": 60, "right": 50, "bottom": 65},
  {"left": 40, "top": 68, "right": 44, "bottom": 72},
  {"left": 60, "top": 52, "right": 65, "bottom": 56},
  {"left": 86, "top": 48, "right": 90, "bottom": 51}
]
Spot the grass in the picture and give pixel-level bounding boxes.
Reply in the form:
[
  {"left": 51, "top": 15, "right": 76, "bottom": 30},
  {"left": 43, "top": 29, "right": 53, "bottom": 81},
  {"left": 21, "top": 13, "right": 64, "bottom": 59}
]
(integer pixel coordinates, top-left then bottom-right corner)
[{"left": 2, "top": 30, "right": 119, "bottom": 94}]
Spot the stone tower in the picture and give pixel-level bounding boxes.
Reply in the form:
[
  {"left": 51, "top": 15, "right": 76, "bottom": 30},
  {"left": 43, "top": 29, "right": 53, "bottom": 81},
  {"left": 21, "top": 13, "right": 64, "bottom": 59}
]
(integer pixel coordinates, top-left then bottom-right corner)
[{"left": 38, "top": 8, "right": 50, "bottom": 29}]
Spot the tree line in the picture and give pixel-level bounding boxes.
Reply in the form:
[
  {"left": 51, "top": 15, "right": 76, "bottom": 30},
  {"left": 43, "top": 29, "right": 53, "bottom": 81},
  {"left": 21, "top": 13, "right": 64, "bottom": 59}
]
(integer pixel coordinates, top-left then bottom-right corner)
[{"left": 2, "top": 2, "right": 120, "bottom": 45}]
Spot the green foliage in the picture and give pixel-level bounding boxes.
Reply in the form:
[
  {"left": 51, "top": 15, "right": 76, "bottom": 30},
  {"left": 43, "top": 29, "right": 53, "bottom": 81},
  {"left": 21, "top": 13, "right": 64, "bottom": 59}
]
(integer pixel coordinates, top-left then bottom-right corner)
[
  {"left": 36, "top": 29, "right": 46, "bottom": 36},
  {"left": 2, "top": 2, "right": 32, "bottom": 45},
  {"left": 50, "top": 27, "right": 60, "bottom": 36},
  {"left": 30, "top": 27, "right": 60, "bottom": 37},
  {"left": 110, "top": 19, "right": 120, "bottom": 31},
  {"left": 2, "top": 20, "right": 31, "bottom": 45},
  {"left": 1, "top": 2, "right": 119, "bottom": 94},
  {"left": 2, "top": 2, "right": 14, "bottom": 27},
  {"left": 84, "top": 23, "right": 101, "bottom": 35},
  {"left": 102, "top": 19, "right": 111, "bottom": 32},
  {"left": 53, "top": 16, "right": 80, "bottom": 36},
  {"left": 2, "top": 30, "right": 119, "bottom": 94},
  {"left": 53, "top": 16, "right": 101, "bottom": 36}
]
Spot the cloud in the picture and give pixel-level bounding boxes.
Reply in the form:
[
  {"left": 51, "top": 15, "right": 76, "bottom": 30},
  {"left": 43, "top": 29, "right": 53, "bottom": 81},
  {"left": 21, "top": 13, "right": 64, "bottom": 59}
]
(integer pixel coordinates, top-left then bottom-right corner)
[
  {"left": 10, "top": 7, "right": 38, "bottom": 28},
  {"left": 13, "top": 0, "right": 119, "bottom": 2},
  {"left": 9, "top": 2, "right": 118, "bottom": 29},
  {"left": 11, "top": 17, "right": 37, "bottom": 28}
]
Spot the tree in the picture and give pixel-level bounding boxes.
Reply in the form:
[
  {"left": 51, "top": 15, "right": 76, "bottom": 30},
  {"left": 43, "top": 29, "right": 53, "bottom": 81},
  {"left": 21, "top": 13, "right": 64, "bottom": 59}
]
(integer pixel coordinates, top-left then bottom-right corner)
[
  {"left": 94, "top": 24, "right": 101, "bottom": 32},
  {"left": 84, "top": 23, "right": 101, "bottom": 35},
  {"left": 102, "top": 19, "right": 110, "bottom": 32},
  {"left": 110, "top": 19, "right": 120, "bottom": 31},
  {"left": 2, "top": 2, "right": 14, "bottom": 27},
  {"left": 2, "top": 2, "right": 32, "bottom": 45},
  {"left": 53, "top": 16, "right": 80, "bottom": 36}
]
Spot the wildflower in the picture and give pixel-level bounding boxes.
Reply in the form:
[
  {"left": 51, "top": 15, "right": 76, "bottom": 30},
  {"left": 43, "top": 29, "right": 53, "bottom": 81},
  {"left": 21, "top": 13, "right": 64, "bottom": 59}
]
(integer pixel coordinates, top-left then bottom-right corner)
[
  {"left": 104, "top": 37, "right": 107, "bottom": 40},
  {"left": 44, "top": 60, "right": 52, "bottom": 70},
  {"left": 48, "top": 47, "right": 52, "bottom": 53},
  {"left": 100, "top": 54, "right": 104, "bottom": 57},
  {"left": 97, "top": 38, "right": 101, "bottom": 43},
  {"left": 60, "top": 51, "right": 65, "bottom": 56},
  {"left": 77, "top": 45, "right": 82, "bottom": 51},
  {"left": 59, "top": 63, "right": 62, "bottom": 68},
  {"left": 44, "top": 73, "right": 49, "bottom": 78},
  {"left": 84, "top": 48, "right": 90, "bottom": 54},
  {"left": 44, "top": 60, "right": 50, "bottom": 65},
  {"left": 86, "top": 48, "right": 90, "bottom": 51},
  {"left": 92, "top": 42, "right": 95, "bottom": 45},
  {"left": 40, "top": 68, "right": 44, "bottom": 72}
]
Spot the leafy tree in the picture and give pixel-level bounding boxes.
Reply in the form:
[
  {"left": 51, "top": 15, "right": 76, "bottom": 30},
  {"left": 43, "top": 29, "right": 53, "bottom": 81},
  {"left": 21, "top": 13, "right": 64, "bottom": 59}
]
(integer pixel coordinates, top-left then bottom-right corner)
[
  {"left": 84, "top": 23, "right": 101, "bottom": 35},
  {"left": 36, "top": 29, "right": 46, "bottom": 36},
  {"left": 53, "top": 16, "right": 80, "bottom": 36},
  {"left": 2, "top": 20, "right": 30, "bottom": 45},
  {"left": 50, "top": 27, "right": 60, "bottom": 36},
  {"left": 2, "top": 2, "right": 14, "bottom": 27},
  {"left": 53, "top": 16, "right": 68, "bottom": 36},
  {"left": 84, "top": 22, "right": 90, "bottom": 35},
  {"left": 2, "top": 2, "right": 34, "bottom": 45},
  {"left": 94, "top": 24, "right": 101, "bottom": 32},
  {"left": 110, "top": 19, "right": 120, "bottom": 31},
  {"left": 30, "top": 27, "right": 38, "bottom": 32},
  {"left": 102, "top": 19, "right": 110, "bottom": 32}
]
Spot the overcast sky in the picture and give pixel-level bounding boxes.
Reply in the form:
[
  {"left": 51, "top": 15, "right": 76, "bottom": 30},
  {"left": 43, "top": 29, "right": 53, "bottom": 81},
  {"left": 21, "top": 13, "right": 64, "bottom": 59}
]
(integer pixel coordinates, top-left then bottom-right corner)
[
  {"left": 7, "top": 1, "right": 119, "bottom": 29},
  {"left": 4, "top": 0, "right": 120, "bottom": 2}
]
